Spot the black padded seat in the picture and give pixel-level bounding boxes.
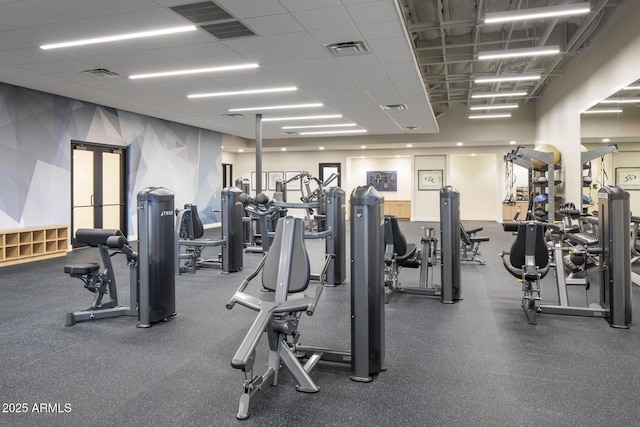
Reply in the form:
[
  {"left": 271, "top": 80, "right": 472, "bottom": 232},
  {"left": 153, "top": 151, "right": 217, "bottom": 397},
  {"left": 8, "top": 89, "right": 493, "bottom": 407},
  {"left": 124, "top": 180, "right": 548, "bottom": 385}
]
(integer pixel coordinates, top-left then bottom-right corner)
[
  {"left": 64, "top": 263, "right": 100, "bottom": 275},
  {"left": 262, "top": 217, "right": 310, "bottom": 294},
  {"left": 460, "top": 224, "right": 490, "bottom": 246},
  {"left": 384, "top": 215, "right": 417, "bottom": 265},
  {"left": 502, "top": 222, "right": 550, "bottom": 281}
]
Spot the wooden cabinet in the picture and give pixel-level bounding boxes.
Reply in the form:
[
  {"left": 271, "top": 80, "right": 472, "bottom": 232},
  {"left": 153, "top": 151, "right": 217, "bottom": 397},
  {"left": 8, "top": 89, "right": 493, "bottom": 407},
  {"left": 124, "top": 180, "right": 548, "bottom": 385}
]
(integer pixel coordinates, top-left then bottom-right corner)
[
  {"left": 384, "top": 200, "right": 411, "bottom": 220},
  {"left": 0, "top": 226, "right": 68, "bottom": 267}
]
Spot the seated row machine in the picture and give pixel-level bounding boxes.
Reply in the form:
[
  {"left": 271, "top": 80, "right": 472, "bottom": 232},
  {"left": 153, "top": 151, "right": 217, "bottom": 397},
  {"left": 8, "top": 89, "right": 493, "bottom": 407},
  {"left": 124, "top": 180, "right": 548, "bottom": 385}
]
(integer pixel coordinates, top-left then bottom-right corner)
[
  {"left": 501, "top": 186, "right": 631, "bottom": 327},
  {"left": 175, "top": 187, "right": 244, "bottom": 274},
  {"left": 65, "top": 187, "right": 176, "bottom": 328}
]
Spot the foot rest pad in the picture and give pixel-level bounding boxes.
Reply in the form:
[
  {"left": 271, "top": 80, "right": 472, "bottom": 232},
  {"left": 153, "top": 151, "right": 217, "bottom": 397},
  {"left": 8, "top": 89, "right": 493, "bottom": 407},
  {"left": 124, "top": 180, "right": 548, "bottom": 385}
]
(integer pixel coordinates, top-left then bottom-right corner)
[{"left": 64, "top": 263, "right": 100, "bottom": 275}]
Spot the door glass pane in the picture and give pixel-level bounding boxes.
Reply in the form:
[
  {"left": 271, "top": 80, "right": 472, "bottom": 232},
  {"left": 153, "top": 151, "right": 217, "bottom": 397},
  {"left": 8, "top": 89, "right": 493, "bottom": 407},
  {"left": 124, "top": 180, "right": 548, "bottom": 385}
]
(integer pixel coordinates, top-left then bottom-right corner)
[
  {"left": 102, "top": 152, "right": 121, "bottom": 230},
  {"left": 72, "top": 149, "right": 94, "bottom": 234}
]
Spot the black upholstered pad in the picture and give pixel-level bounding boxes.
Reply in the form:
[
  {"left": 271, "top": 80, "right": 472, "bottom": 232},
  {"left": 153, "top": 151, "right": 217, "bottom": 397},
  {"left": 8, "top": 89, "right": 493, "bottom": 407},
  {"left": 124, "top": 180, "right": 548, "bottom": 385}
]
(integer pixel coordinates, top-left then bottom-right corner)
[
  {"left": 64, "top": 263, "right": 100, "bottom": 275},
  {"left": 76, "top": 229, "right": 125, "bottom": 246},
  {"left": 261, "top": 217, "right": 310, "bottom": 294}
]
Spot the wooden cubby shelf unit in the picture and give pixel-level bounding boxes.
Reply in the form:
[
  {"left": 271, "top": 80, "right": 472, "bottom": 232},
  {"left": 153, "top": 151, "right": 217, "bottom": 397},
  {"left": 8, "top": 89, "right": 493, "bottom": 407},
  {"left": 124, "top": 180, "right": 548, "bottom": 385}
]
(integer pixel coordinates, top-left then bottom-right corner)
[{"left": 0, "top": 226, "right": 69, "bottom": 267}]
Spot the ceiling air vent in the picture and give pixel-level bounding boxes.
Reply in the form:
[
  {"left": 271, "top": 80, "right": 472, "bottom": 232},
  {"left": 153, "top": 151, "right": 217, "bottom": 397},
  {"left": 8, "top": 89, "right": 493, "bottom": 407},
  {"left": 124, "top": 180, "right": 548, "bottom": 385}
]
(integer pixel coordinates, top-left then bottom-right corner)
[
  {"left": 201, "top": 21, "right": 255, "bottom": 40},
  {"left": 169, "top": 1, "right": 232, "bottom": 24},
  {"left": 380, "top": 104, "right": 408, "bottom": 110},
  {"left": 81, "top": 68, "right": 121, "bottom": 79},
  {"left": 326, "top": 41, "right": 369, "bottom": 57},
  {"left": 223, "top": 113, "right": 245, "bottom": 118}
]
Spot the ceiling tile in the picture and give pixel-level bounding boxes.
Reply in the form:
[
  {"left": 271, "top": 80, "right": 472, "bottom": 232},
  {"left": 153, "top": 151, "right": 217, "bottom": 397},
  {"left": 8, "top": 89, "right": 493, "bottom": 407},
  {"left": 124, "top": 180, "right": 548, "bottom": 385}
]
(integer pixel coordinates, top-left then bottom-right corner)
[
  {"left": 307, "top": 26, "right": 363, "bottom": 46},
  {"left": 0, "top": 2, "right": 67, "bottom": 31},
  {"left": 345, "top": 0, "right": 397, "bottom": 25},
  {"left": 265, "top": 32, "right": 317, "bottom": 49},
  {"left": 278, "top": 0, "right": 341, "bottom": 12},
  {"left": 291, "top": 7, "right": 352, "bottom": 30},
  {"left": 243, "top": 14, "right": 304, "bottom": 36},
  {"left": 214, "top": 0, "right": 286, "bottom": 19}
]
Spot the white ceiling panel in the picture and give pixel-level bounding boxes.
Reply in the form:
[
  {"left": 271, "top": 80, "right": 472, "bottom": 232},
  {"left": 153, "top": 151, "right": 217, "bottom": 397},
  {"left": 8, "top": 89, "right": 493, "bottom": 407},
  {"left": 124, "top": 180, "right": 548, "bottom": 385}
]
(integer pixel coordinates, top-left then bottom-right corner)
[
  {"left": 243, "top": 14, "right": 304, "bottom": 36},
  {"left": 291, "top": 7, "right": 353, "bottom": 30},
  {"left": 345, "top": 1, "right": 398, "bottom": 25},
  {"left": 215, "top": 0, "right": 286, "bottom": 19},
  {"left": 0, "top": 0, "right": 438, "bottom": 140},
  {"left": 278, "top": 0, "right": 341, "bottom": 12}
]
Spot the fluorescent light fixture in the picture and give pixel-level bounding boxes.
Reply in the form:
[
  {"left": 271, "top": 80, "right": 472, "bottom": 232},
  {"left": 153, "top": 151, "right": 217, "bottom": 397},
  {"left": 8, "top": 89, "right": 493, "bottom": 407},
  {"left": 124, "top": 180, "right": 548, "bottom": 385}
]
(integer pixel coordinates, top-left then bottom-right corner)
[
  {"left": 469, "top": 113, "right": 512, "bottom": 119},
  {"left": 471, "top": 91, "right": 527, "bottom": 99},
  {"left": 300, "top": 129, "right": 367, "bottom": 136},
  {"left": 129, "top": 63, "right": 258, "bottom": 79},
  {"left": 282, "top": 123, "right": 356, "bottom": 130},
  {"left": 261, "top": 114, "right": 342, "bottom": 122},
  {"left": 485, "top": 2, "right": 590, "bottom": 24},
  {"left": 469, "top": 103, "right": 519, "bottom": 110},
  {"left": 474, "top": 74, "right": 540, "bottom": 83},
  {"left": 622, "top": 86, "right": 640, "bottom": 90},
  {"left": 188, "top": 86, "right": 296, "bottom": 98},
  {"left": 41, "top": 25, "right": 196, "bottom": 50},
  {"left": 478, "top": 45, "right": 560, "bottom": 60},
  {"left": 229, "top": 103, "right": 322, "bottom": 112},
  {"left": 582, "top": 108, "right": 623, "bottom": 114},
  {"left": 599, "top": 98, "right": 640, "bottom": 104}
]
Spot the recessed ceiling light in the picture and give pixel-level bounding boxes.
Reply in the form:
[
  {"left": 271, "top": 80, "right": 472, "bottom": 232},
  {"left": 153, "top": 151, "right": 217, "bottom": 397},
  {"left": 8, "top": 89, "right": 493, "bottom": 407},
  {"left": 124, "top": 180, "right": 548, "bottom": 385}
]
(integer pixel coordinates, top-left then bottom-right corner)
[
  {"left": 129, "top": 63, "right": 258, "bottom": 79},
  {"left": 469, "top": 113, "right": 512, "bottom": 119},
  {"left": 471, "top": 91, "right": 527, "bottom": 99},
  {"left": 281, "top": 123, "right": 356, "bottom": 130},
  {"left": 261, "top": 114, "right": 342, "bottom": 122},
  {"left": 510, "top": 141, "right": 517, "bottom": 145},
  {"left": 471, "top": 153, "right": 477, "bottom": 157},
  {"left": 361, "top": 145, "right": 367, "bottom": 149},
  {"left": 470, "top": 103, "right": 519, "bottom": 110},
  {"left": 406, "top": 144, "right": 413, "bottom": 147},
  {"left": 229, "top": 103, "right": 323, "bottom": 112},
  {"left": 40, "top": 25, "right": 197, "bottom": 50},
  {"left": 188, "top": 86, "right": 296, "bottom": 98},
  {"left": 474, "top": 74, "right": 540, "bottom": 83},
  {"left": 602, "top": 138, "right": 610, "bottom": 142},
  {"left": 238, "top": 149, "right": 244, "bottom": 153},
  {"left": 456, "top": 142, "right": 463, "bottom": 146},
  {"left": 281, "top": 147, "right": 287, "bottom": 151},
  {"left": 299, "top": 129, "right": 366, "bottom": 135},
  {"left": 319, "top": 146, "right": 325, "bottom": 150},
  {"left": 478, "top": 46, "right": 560, "bottom": 61},
  {"left": 484, "top": 2, "right": 590, "bottom": 24}
]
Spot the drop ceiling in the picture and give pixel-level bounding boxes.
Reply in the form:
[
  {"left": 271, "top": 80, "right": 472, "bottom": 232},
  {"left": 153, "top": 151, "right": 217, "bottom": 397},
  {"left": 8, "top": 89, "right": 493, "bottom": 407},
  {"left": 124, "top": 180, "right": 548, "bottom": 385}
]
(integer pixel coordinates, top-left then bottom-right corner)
[{"left": 0, "top": 0, "right": 629, "bottom": 143}]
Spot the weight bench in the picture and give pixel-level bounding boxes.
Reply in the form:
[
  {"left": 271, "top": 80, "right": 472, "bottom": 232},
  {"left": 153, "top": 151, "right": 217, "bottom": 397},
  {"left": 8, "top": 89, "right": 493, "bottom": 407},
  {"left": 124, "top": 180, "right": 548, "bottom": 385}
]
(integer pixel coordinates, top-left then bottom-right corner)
[
  {"left": 459, "top": 223, "right": 490, "bottom": 265},
  {"left": 64, "top": 228, "right": 138, "bottom": 326},
  {"left": 226, "top": 216, "right": 332, "bottom": 419}
]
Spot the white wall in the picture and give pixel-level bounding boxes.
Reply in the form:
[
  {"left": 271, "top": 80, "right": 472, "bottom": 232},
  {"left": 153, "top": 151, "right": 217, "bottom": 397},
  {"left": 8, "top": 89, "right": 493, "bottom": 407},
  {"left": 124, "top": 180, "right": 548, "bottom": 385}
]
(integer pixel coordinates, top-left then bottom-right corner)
[
  {"left": 536, "top": 1, "right": 640, "bottom": 204},
  {"left": 450, "top": 154, "right": 498, "bottom": 221}
]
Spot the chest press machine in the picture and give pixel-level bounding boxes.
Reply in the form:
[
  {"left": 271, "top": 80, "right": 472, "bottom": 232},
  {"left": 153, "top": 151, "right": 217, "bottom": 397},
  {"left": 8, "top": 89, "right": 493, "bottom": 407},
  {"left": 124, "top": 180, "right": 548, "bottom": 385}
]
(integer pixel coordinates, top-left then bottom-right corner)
[
  {"left": 64, "top": 187, "right": 176, "bottom": 328},
  {"left": 226, "top": 186, "right": 386, "bottom": 420}
]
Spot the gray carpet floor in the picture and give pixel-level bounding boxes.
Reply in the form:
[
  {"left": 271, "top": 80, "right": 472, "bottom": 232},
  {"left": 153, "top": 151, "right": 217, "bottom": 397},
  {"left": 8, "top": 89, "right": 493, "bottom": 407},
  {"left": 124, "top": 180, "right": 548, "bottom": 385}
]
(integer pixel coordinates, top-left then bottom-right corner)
[{"left": 1, "top": 220, "right": 640, "bottom": 426}]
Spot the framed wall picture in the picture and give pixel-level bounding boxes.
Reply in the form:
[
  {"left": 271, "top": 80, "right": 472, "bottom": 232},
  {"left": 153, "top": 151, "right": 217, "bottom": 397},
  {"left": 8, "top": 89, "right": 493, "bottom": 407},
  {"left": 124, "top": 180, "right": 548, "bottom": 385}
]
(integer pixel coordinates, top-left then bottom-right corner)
[
  {"left": 285, "top": 171, "right": 302, "bottom": 190},
  {"left": 251, "top": 171, "right": 267, "bottom": 192},
  {"left": 418, "top": 169, "right": 443, "bottom": 191},
  {"left": 268, "top": 171, "right": 284, "bottom": 191},
  {"left": 319, "top": 162, "right": 341, "bottom": 187},
  {"left": 615, "top": 167, "right": 640, "bottom": 190}
]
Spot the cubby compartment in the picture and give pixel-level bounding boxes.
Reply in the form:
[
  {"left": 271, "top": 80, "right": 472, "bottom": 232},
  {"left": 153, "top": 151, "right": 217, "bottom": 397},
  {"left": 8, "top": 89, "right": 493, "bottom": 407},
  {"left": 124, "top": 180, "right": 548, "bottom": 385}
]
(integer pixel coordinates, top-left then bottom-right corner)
[{"left": 1, "top": 226, "right": 69, "bottom": 267}]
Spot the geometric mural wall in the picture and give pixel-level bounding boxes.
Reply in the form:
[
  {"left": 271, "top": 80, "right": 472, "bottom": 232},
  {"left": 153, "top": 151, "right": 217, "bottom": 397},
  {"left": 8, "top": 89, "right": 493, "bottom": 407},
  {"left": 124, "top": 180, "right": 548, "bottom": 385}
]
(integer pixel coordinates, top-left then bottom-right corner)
[{"left": 0, "top": 82, "right": 222, "bottom": 235}]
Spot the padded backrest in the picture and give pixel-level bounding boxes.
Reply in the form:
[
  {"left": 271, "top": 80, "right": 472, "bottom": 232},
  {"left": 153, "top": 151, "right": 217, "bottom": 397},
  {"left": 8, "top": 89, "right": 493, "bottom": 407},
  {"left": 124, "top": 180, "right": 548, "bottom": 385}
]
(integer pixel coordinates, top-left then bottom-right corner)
[
  {"left": 262, "top": 217, "right": 310, "bottom": 294},
  {"left": 459, "top": 223, "right": 472, "bottom": 245},
  {"left": 509, "top": 222, "right": 548, "bottom": 269},
  {"left": 76, "top": 228, "right": 125, "bottom": 246},
  {"left": 180, "top": 204, "right": 204, "bottom": 239},
  {"left": 384, "top": 215, "right": 408, "bottom": 256}
]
